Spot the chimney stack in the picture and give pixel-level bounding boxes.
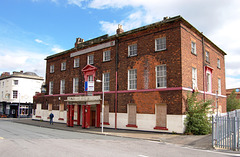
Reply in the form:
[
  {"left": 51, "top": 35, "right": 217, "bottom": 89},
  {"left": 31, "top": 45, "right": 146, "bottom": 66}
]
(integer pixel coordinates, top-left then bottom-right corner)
[
  {"left": 163, "top": 16, "right": 169, "bottom": 20},
  {"left": 116, "top": 24, "right": 124, "bottom": 34},
  {"left": 0, "top": 72, "right": 10, "bottom": 78},
  {"left": 75, "top": 38, "right": 84, "bottom": 47}
]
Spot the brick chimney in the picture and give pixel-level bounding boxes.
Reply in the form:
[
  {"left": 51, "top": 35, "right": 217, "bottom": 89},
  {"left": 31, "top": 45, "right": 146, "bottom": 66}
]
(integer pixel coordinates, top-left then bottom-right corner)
[
  {"left": 163, "top": 16, "right": 169, "bottom": 20},
  {"left": 116, "top": 24, "right": 124, "bottom": 34},
  {"left": 0, "top": 72, "right": 10, "bottom": 78},
  {"left": 75, "top": 38, "right": 84, "bottom": 47}
]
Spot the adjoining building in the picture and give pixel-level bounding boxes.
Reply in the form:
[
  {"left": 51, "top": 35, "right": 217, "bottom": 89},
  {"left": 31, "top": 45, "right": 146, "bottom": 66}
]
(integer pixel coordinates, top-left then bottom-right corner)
[
  {"left": 32, "top": 16, "right": 227, "bottom": 133},
  {"left": 226, "top": 88, "right": 240, "bottom": 99},
  {"left": 0, "top": 71, "right": 44, "bottom": 118}
]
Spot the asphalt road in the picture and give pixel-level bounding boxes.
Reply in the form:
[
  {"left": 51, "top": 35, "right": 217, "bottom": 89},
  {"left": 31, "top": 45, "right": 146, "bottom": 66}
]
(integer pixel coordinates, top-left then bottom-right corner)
[{"left": 0, "top": 120, "right": 237, "bottom": 157}]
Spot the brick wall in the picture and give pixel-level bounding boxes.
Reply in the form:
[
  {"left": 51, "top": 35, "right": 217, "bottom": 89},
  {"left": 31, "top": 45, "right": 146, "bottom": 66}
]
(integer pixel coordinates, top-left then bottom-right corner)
[{"left": 34, "top": 16, "right": 227, "bottom": 117}]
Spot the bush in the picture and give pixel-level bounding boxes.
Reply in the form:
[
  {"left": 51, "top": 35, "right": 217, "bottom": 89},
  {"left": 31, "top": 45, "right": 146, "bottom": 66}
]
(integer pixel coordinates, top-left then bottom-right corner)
[{"left": 184, "top": 92, "right": 213, "bottom": 135}]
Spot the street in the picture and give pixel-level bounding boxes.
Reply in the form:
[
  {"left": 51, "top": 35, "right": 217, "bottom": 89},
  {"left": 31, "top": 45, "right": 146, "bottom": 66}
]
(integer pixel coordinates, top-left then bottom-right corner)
[{"left": 0, "top": 120, "right": 237, "bottom": 157}]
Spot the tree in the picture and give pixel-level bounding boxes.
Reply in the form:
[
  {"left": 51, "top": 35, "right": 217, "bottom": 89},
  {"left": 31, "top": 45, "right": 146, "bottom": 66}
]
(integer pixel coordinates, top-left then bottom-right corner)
[
  {"left": 185, "top": 92, "right": 213, "bottom": 135},
  {"left": 227, "top": 90, "right": 240, "bottom": 112}
]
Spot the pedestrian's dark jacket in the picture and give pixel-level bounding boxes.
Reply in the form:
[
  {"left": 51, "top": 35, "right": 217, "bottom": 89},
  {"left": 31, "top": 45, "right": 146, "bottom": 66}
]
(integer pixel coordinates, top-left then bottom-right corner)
[{"left": 49, "top": 113, "right": 54, "bottom": 119}]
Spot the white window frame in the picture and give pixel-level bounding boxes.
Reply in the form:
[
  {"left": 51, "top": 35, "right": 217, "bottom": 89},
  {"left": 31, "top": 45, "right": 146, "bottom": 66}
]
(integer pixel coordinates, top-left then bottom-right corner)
[
  {"left": 13, "top": 90, "right": 18, "bottom": 99},
  {"left": 73, "top": 78, "right": 79, "bottom": 93},
  {"left": 155, "top": 65, "right": 167, "bottom": 88},
  {"left": 128, "top": 69, "right": 137, "bottom": 90},
  {"left": 103, "top": 73, "right": 110, "bottom": 91},
  {"left": 103, "top": 50, "right": 111, "bottom": 62},
  {"left": 13, "top": 80, "right": 18, "bottom": 85},
  {"left": 88, "top": 75, "right": 93, "bottom": 82},
  {"left": 217, "top": 58, "right": 220, "bottom": 68},
  {"left": 128, "top": 44, "right": 137, "bottom": 57},
  {"left": 218, "top": 78, "right": 221, "bottom": 95},
  {"left": 155, "top": 37, "right": 166, "bottom": 51},
  {"left": 50, "top": 65, "right": 54, "bottom": 73},
  {"left": 206, "top": 72, "right": 212, "bottom": 93},
  {"left": 74, "top": 58, "right": 79, "bottom": 68},
  {"left": 192, "top": 67, "right": 197, "bottom": 89},
  {"left": 60, "top": 80, "right": 65, "bottom": 94},
  {"left": 61, "top": 62, "right": 66, "bottom": 71},
  {"left": 191, "top": 41, "right": 196, "bottom": 55},
  {"left": 87, "top": 55, "right": 94, "bottom": 65},
  {"left": 49, "top": 81, "right": 53, "bottom": 95},
  {"left": 206, "top": 51, "right": 210, "bottom": 62}
]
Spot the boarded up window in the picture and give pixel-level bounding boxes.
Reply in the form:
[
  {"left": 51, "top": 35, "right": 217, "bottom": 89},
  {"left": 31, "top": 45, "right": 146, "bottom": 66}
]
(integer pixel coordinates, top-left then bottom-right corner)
[
  {"left": 127, "top": 103, "right": 137, "bottom": 127},
  {"left": 37, "top": 103, "right": 42, "bottom": 110},
  {"left": 59, "top": 104, "right": 64, "bottom": 111},
  {"left": 74, "top": 104, "right": 78, "bottom": 112},
  {"left": 104, "top": 103, "right": 109, "bottom": 124},
  {"left": 48, "top": 104, "right": 52, "bottom": 111},
  {"left": 155, "top": 103, "right": 167, "bottom": 128}
]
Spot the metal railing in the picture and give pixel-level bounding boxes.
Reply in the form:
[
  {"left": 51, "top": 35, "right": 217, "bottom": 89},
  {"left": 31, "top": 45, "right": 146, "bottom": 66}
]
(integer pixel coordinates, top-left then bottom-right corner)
[{"left": 212, "top": 109, "right": 240, "bottom": 151}]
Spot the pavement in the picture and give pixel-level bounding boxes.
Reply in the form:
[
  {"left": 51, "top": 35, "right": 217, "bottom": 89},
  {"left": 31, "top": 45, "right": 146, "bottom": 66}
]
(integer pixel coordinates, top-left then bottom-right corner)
[{"left": 0, "top": 118, "right": 214, "bottom": 151}]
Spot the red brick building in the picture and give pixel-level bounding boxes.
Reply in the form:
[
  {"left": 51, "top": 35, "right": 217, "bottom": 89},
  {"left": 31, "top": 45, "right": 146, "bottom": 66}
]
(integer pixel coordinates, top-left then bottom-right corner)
[
  {"left": 226, "top": 88, "right": 240, "bottom": 99},
  {"left": 33, "top": 16, "right": 226, "bottom": 133}
]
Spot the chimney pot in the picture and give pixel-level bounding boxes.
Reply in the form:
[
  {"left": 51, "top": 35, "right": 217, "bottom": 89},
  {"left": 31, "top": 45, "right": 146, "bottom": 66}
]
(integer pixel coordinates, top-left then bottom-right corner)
[
  {"left": 163, "top": 16, "right": 169, "bottom": 20},
  {"left": 116, "top": 24, "right": 124, "bottom": 34},
  {"left": 75, "top": 38, "right": 84, "bottom": 47}
]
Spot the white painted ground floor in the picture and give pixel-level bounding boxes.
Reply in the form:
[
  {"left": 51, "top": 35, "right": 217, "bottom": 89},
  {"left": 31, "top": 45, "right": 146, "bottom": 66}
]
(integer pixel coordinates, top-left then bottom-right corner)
[{"left": 32, "top": 107, "right": 186, "bottom": 133}]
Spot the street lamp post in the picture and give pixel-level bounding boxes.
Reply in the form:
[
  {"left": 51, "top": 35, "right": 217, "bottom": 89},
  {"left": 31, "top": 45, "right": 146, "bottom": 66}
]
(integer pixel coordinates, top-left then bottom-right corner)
[
  {"left": 96, "top": 76, "right": 104, "bottom": 133},
  {"left": 18, "top": 92, "right": 20, "bottom": 119}
]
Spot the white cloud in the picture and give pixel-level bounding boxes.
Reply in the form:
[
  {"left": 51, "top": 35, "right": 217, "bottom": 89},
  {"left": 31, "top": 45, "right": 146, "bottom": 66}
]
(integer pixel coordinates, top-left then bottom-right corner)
[
  {"left": 0, "top": 49, "right": 46, "bottom": 77},
  {"left": 35, "top": 39, "right": 43, "bottom": 43},
  {"left": 67, "top": 0, "right": 84, "bottom": 7},
  {"left": 35, "top": 38, "right": 49, "bottom": 45},
  {"left": 226, "top": 77, "right": 240, "bottom": 89},
  {"left": 51, "top": 46, "right": 65, "bottom": 53}
]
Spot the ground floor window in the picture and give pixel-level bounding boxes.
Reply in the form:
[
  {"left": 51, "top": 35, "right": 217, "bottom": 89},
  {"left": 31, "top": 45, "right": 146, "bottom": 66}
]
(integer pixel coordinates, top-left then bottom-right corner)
[
  {"left": 154, "top": 103, "right": 168, "bottom": 130},
  {"left": 104, "top": 103, "right": 109, "bottom": 125},
  {"left": 126, "top": 103, "right": 137, "bottom": 128},
  {"left": 59, "top": 104, "right": 64, "bottom": 111},
  {"left": 48, "top": 104, "right": 52, "bottom": 111},
  {"left": 20, "top": 105, "right": 29, "bottom": 115}
]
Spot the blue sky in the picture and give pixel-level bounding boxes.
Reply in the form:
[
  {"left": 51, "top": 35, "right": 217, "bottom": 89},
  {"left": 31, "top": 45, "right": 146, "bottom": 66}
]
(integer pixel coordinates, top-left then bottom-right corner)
[{"left": 0, "top": 0, "right": 240, "bottom": 89}]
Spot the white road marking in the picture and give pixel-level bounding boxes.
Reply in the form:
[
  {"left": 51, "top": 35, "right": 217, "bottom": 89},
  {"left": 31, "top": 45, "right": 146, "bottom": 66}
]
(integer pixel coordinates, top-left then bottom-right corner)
[{"left": 138, "top": 155, "right": 148, "bottom": 157}]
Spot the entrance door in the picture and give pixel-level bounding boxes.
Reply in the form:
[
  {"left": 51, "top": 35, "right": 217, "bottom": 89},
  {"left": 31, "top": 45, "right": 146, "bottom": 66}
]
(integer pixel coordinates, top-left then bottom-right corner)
[{"left": 90, "top": 110, "right": 96, "bottom": 126}]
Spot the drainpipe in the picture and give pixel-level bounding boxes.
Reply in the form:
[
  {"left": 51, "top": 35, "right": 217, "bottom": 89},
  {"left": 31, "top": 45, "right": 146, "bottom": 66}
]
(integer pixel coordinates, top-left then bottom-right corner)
[
  {"left": 115, "top": 38, "right": 119, "bottom": 130},
  {"left": 202, "top": 34, "right": 206, "bottom": 101}
]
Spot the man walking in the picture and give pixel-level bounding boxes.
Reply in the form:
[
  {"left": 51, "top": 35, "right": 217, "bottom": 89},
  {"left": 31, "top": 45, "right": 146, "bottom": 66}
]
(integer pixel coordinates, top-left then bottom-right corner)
[{"left": 49, "top": 112, "right": 54, "bottom": 125}]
